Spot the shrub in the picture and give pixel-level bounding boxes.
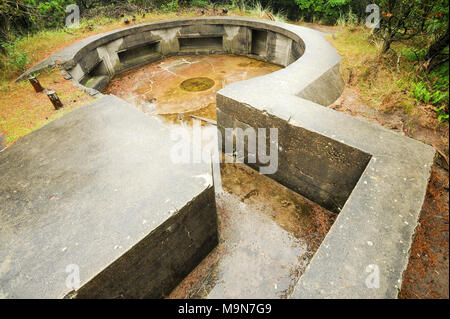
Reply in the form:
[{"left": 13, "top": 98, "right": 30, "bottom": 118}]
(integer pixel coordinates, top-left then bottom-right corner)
[
  {"left": 37, "top": 0, "right": 71, "bottom": 28},
  {"left": 161, "top": 0, "right": 180, "bottom": 12},
  {"left": 295, "top": 0, "right": 351, "bottom": 24},
  {"left": 189, "top": 0, "right": 211, "bottom": 8},
  {"left": 1, "top": 41, "right": 30, "bottom": 73}
]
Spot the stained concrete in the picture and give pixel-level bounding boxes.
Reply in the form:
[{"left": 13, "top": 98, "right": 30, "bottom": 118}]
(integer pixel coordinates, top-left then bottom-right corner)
[
  {"left": 16, "top": 17, "right": 308, "bottom": 95},
  {"left": 169, "top": 161, "right": 336, "bottom": 299},
  {"left": 102, "top": 54, "right": 281, "bottom": 117},
  {"left": 0, "top": 95, "right": 217, "bottom": 298},
  {"left": 15, "top": 17, "right": 436, "bottom": 299},
  {"left": 217, "top": 78, "right": 435, "bottom": 299}
]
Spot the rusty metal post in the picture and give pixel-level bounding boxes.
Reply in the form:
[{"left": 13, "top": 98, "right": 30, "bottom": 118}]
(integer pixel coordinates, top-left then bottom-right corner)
[
  {"left": 46, "top": 90, "right": 63, "bottom": 110},
  {"left": 28, "top": 75, "right": 44, "bottom": 93}
]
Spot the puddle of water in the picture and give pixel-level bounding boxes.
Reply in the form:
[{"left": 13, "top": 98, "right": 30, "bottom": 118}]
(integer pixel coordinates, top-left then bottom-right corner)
[
  {"left": 168, "top": 162, "right": 337, "bottom": 299},
  {"left": 102, "top": 54, "right": 281, "bottom": 124}
]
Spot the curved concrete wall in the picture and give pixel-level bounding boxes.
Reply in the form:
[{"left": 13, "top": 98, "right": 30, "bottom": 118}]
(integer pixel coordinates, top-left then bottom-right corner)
[{"left": 19, "top": 17, "right": 344, "bottom": 106}]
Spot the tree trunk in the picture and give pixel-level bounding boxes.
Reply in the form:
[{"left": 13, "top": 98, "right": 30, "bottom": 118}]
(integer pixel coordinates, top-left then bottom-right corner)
[
  {"left": 426, "top": 26, "right": 449, "bottom": 62},
  {"left": 0, "top": 15, "right": 9, "bottom": 54},
  {"left": 382, "top": 37, "right": 393, "bottom": 54}
]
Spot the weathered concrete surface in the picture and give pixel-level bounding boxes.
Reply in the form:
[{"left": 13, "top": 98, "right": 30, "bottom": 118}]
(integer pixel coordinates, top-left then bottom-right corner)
[
  {"left": 0, "top": 95, "right": 217, "bottom": 298},
  {"left": 103, "top": 54, "right": 281, "bottom": 117},
  {"left": 217, "top": 88, "right": 436, "bottom": 299},
  {"left": 17, "top": 17, "right": 304, "bottom": 78},
  {"left": 17, "top": 17, "right": 317, "bottom": 97},
  {"left": 16, "top": 17, "right": 436, "bottom": 299},
  {"left": 169, "top": 161, "right": 337, "bottom": 299}
]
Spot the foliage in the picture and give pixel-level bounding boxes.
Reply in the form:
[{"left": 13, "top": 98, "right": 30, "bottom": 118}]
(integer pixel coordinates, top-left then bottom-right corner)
[
  {"left": 0, "top": 40, "right": 30, "bottom": 72},
  {"left": 435, "top": 105, "right": 449, "bottom": 122},
  {"left": 411, "top": 81, "right": 448, "bottom": 105},
  {"left": 372, "top": 0, "right": 449, "bottom": 54},
  {"left": 239, "top": 1, "right": 289, "bottom": 21},
  {"left": 336, "top": 7, "right": 358, "bottom": 27},
  {"left": 161, "top": 0, "right": 179, "bottom": 12},
  {"left": 409, "top": 59, "right": 449, "bottom": 122},
  {"left": 36, "top": 0, "right": 72, "bottom": 28},
  {"left": 428, "top": 61, "right": 449, "bottom": 121},
  {"left": 295, "top": 0, "right": 351, "bottom": 23},
  {"left": 331, "top": 25, "right": 448, "bottom": 124}
]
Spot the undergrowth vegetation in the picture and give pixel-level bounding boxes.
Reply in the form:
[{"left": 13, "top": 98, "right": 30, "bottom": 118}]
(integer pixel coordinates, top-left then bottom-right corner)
[{"left": 330, "top": 25, "right": 448, "bottom": 123}]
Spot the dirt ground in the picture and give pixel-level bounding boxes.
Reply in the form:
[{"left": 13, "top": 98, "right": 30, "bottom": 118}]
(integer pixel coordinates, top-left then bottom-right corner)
[
  {"left": 330, "top": 88, "right": 449, "bottom": 299},
  {"left": 0, "top": 69, "right": 94, "bottom": 146},
  {"left": 399, "top": 165, "right": 449, "bottom": 298}
]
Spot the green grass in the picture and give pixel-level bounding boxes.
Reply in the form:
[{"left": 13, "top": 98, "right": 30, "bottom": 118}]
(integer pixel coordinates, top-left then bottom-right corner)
[
  {"left": 330, "top": 25, "right": 449, "bottom": 122},
  {"left": 190, "top": 0, "right": 212, "bottom": 8}
]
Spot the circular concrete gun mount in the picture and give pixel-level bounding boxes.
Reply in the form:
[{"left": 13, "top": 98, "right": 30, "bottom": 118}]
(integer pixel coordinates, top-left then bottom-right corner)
[{"left": 8, "top": 17, "right": 435, "bottom": 299}]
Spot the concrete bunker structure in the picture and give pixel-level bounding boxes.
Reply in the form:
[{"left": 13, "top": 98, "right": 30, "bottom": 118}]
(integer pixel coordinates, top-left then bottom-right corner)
[{"left": 3, "top": 17, "right": 436, "bottom": 299}]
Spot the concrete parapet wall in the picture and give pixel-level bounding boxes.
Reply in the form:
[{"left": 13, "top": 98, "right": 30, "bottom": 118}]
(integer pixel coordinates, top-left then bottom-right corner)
[{"left": 18, "top": 18, "right": 309, "bottom": 93}]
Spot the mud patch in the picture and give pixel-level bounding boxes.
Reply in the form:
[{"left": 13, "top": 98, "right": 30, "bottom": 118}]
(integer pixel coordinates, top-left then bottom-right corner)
[
  {"left": 180, "top": 77, "right": 215, "bottom": 92},
  {"left": 399, "top": 166, "right": 449, "bottom": 299}
]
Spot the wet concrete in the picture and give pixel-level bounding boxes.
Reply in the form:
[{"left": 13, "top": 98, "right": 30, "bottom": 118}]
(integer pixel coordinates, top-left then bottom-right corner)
[
  {"left": 169, "top": 161, "right": 336, "bottom": 299},
  {"left": 103, "top": 54, "right": 281, "bottom": 124},
  {"left": 103, "top": 54, "right": 336, "bottom": 299},
  {"left": 0, "top": 96, "right": 217, "bottom": 298}
]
